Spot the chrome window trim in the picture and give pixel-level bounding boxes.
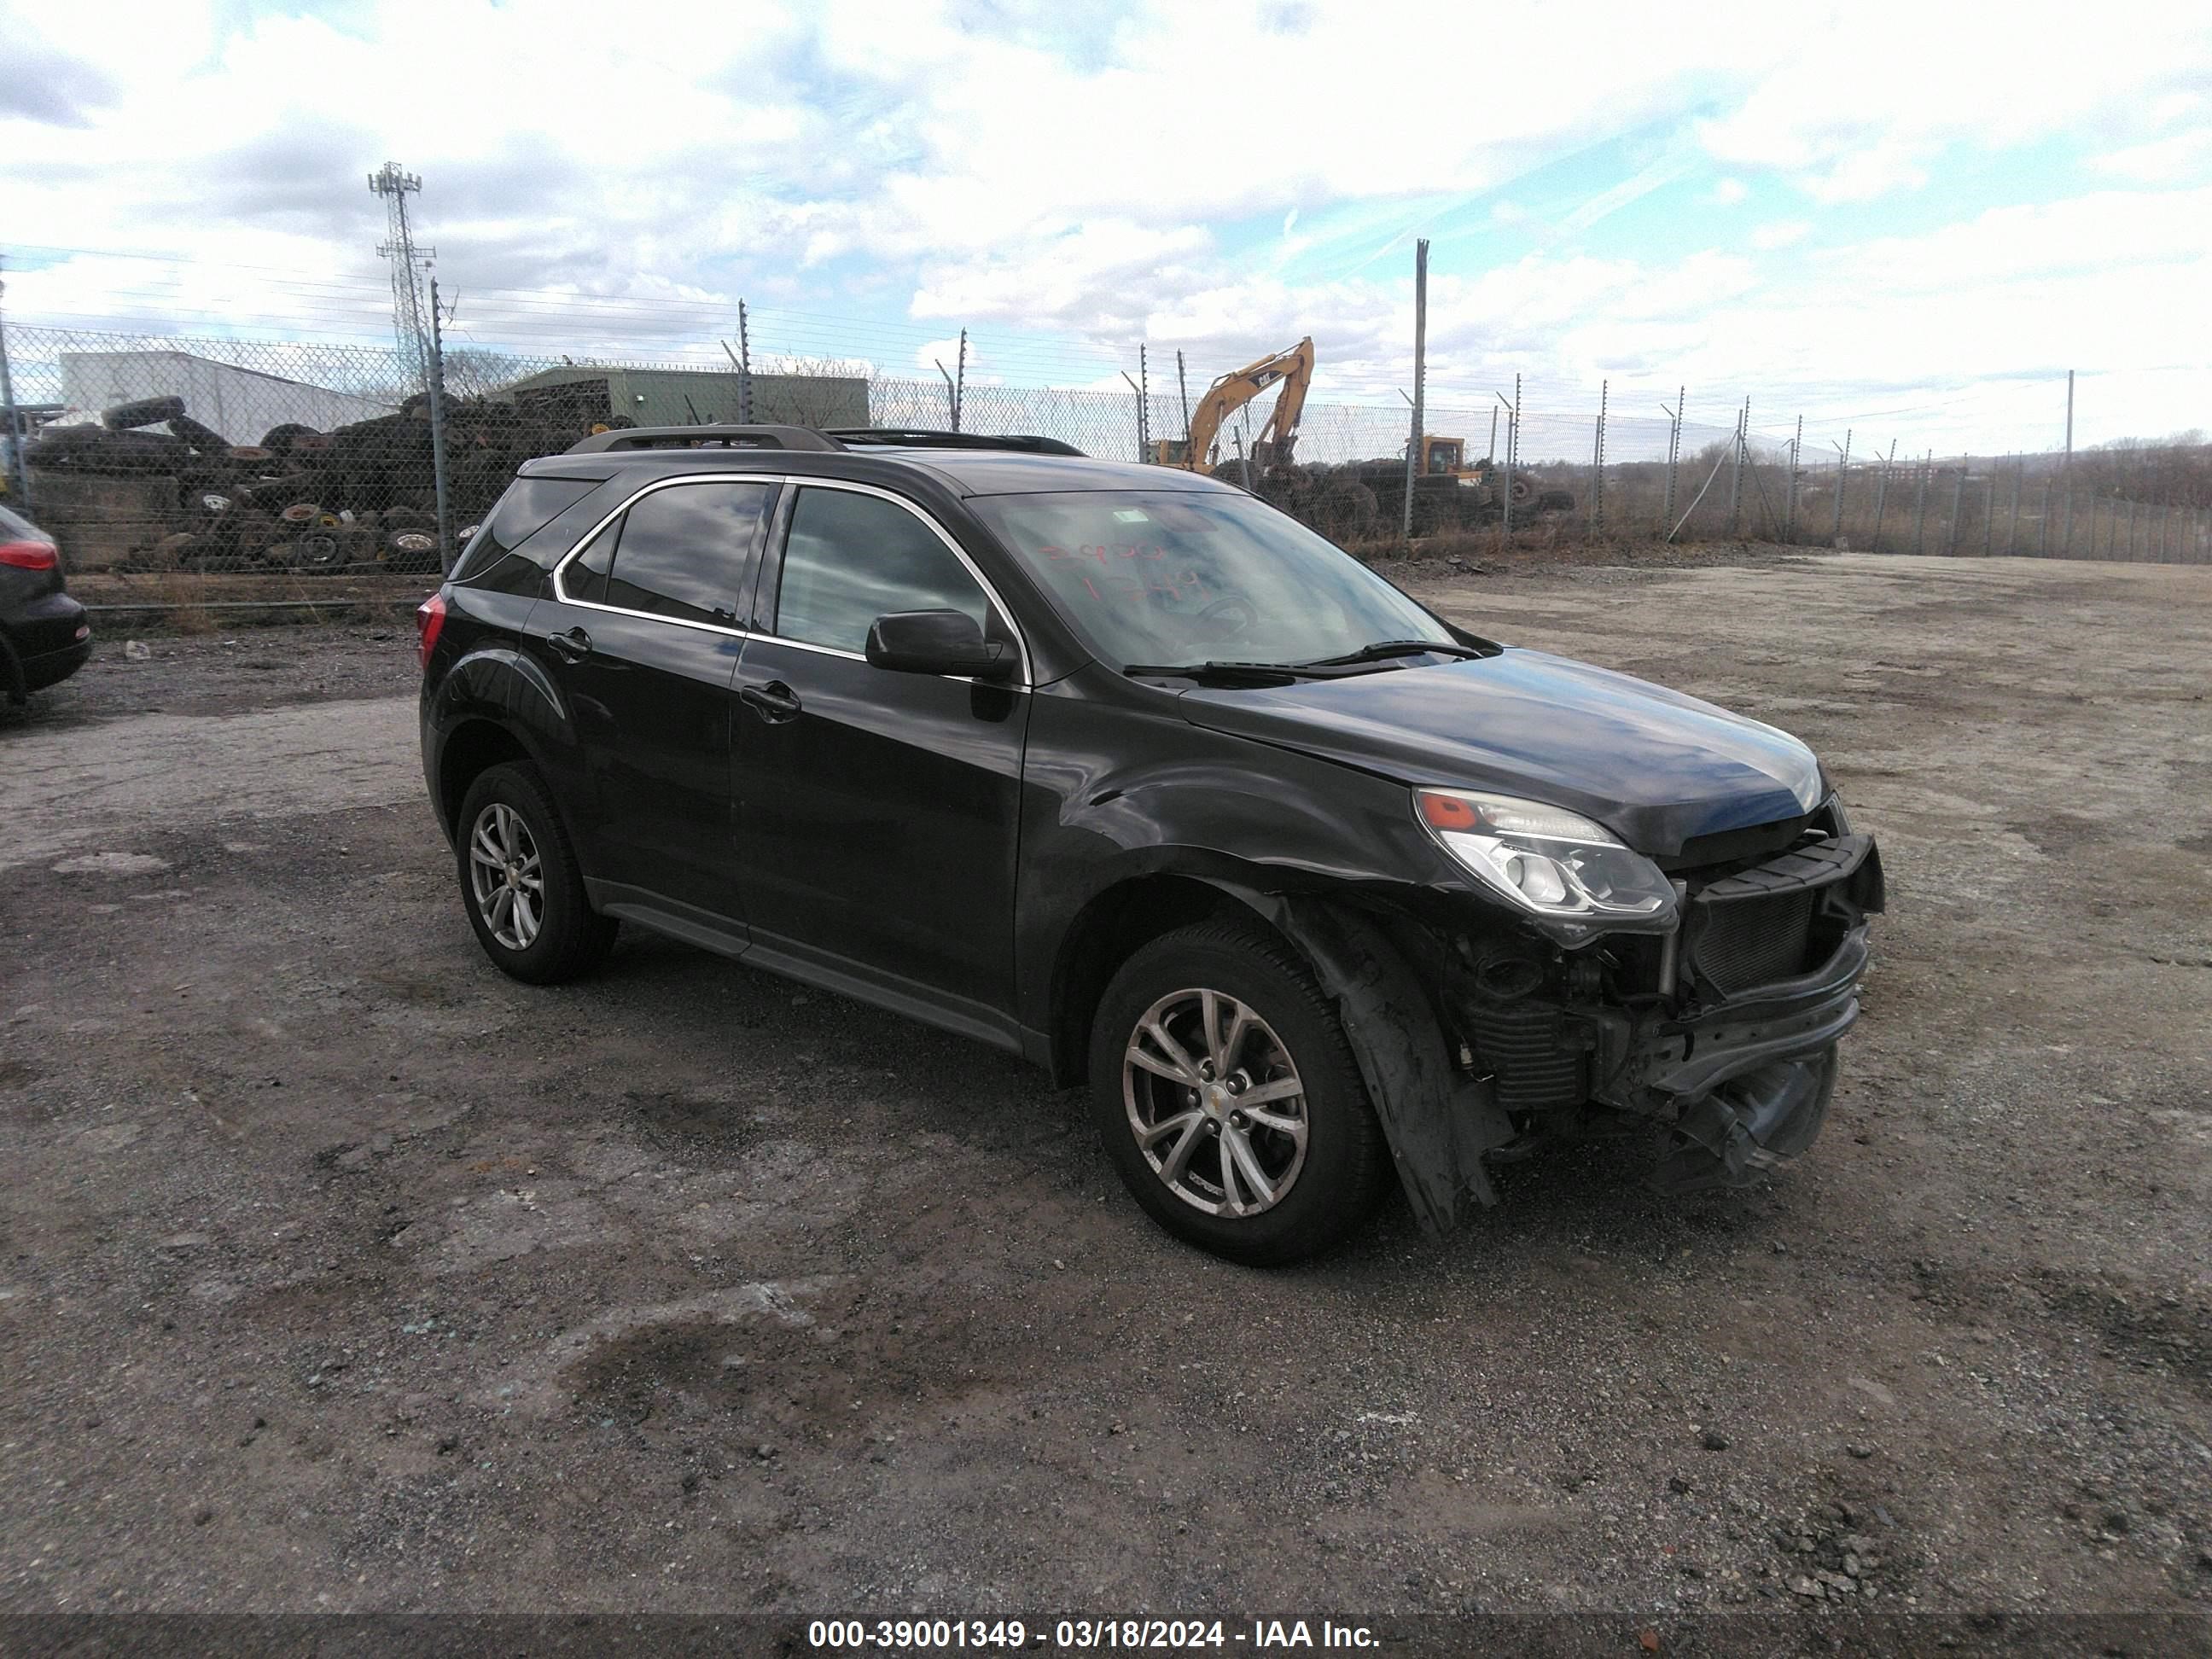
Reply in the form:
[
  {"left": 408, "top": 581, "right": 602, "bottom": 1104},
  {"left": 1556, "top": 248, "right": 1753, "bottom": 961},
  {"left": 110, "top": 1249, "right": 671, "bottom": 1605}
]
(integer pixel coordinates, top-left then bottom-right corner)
[
  {"left": 550, "top": 471, "right": 1033, "bottom": 687},
  {"left": 550, "top": 473, "right": 771, "bottom": 640}
]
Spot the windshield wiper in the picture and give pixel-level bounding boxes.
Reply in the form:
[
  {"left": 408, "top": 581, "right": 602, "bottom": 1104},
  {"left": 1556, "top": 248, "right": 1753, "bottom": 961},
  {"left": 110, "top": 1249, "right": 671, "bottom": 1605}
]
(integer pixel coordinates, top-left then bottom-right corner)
[
  {"left": 1122, "top": 661, "right": 1307, "bottom": 687},
  {"left": 1298, "top": 638, "right": 1491, "bottom": 668}
]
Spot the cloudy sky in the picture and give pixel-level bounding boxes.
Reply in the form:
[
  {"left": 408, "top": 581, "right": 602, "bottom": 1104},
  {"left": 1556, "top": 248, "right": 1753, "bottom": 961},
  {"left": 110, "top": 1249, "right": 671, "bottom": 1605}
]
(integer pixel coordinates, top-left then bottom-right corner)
[{"left": 2, "top": 0, "right": 2208, "bottom": 456}]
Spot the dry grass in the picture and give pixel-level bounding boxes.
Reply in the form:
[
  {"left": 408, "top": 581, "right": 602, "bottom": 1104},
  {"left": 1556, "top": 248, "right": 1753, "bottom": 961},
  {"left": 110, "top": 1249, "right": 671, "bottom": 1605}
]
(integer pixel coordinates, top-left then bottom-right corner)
[{"left": 70, "top": 569, "right": 429, "bottom": 635}]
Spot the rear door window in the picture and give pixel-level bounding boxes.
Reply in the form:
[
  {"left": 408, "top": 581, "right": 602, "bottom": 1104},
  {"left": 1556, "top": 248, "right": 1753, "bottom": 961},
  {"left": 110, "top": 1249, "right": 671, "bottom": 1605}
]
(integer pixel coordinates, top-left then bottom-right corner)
[
  {"left": 594, "top": 480, "right": 778, "bottom": 626},
  {"left": 562, "top": 521, "right": 618, "bottom": 607}
]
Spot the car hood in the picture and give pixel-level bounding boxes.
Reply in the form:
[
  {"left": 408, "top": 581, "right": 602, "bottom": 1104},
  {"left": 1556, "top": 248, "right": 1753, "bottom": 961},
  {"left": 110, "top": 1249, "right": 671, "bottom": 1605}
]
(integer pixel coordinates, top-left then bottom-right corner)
[{"left": 1179, "top": 647, "right": 1825, "bottom": 856}]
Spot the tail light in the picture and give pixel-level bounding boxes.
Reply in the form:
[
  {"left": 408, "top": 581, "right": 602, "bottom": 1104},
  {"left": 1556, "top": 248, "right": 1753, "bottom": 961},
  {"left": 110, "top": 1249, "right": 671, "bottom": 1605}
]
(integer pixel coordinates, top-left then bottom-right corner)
[
  {"left": 416, "top": 591, "right": 447, "bottom": 669},
  {"left": 0, "top": 540, "right": 59, "bottom": 571}
]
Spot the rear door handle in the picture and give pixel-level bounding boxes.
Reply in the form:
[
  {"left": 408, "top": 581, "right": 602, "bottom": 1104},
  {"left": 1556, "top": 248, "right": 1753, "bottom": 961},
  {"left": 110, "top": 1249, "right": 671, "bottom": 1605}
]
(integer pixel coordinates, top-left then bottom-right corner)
[
  {"left": 545, "top": 626, "right": 591, "bottom": 663},
  {"left": 739, "top": 679, "right": 802, "bottom": 724}
]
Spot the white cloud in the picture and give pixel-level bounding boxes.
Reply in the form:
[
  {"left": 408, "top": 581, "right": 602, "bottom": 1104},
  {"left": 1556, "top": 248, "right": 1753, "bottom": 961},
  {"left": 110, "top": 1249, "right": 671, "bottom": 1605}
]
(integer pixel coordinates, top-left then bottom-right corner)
[
  {"left": 1563, "top": 151, "right": 1700, "bottom": 230},
  {"left": 1696, "top": 2, "right": 2212, "bottom": 203},
  {"left": 0, "top": 0, "right": 2207, "bottom": 455},
  {"left": 2088, "top": 126, "right": 2212, "bottom": 183},
  {"left": 1798, "top": 142, "right": 1929, "bottom": 205}
]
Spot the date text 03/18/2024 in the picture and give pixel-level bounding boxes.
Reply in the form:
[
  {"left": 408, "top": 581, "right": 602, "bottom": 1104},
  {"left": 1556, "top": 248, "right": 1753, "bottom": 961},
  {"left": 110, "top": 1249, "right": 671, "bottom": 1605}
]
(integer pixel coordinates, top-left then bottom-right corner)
[{"left": 806, "top": 1619, "right": 1379, "bottom": 1650}]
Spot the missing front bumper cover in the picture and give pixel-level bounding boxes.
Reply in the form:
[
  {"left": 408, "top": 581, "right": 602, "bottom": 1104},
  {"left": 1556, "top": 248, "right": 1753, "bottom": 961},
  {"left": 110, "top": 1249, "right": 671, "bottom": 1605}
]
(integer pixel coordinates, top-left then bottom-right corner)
[{"left": 1647, "top": 1047, "right": 1842, "bottom": 1194}]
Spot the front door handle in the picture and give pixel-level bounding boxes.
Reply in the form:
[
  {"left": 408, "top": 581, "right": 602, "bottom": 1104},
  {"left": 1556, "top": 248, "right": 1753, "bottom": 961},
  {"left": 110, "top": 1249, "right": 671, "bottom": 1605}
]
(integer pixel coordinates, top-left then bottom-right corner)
[
  {"left": 545, "top": 626, "right": 592, "bottom": 664},
  {"left": 739, "top": 679, "right": 802, "bottom": 724}
]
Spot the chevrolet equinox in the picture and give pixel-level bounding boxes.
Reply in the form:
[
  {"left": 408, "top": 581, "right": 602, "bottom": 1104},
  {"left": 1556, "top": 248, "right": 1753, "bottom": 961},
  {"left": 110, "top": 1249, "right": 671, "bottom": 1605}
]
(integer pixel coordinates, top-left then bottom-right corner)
[{"left": 418, "top": 425, "right": 1883, "bottom": 1264}]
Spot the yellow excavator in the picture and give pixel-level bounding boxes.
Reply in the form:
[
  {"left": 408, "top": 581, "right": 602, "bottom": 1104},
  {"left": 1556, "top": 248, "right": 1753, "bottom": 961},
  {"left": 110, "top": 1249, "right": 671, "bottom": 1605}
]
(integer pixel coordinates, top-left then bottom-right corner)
[{"left": 1151, "top": 337, "right": 1315, "bottom": 476}]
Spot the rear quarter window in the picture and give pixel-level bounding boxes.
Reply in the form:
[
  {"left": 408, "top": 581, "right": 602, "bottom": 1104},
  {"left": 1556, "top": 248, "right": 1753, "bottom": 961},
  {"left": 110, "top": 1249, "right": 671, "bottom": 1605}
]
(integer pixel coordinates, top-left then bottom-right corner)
[{"left": 451, "top": 474, "right": 605, "bottom": 584}]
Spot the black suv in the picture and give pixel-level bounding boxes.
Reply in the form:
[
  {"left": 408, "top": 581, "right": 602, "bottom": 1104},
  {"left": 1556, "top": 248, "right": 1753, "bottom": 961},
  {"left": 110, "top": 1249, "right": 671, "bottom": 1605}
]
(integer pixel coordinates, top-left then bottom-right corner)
[{"left": 419, "top": 425, "right": 1882, "bottom": 1264}]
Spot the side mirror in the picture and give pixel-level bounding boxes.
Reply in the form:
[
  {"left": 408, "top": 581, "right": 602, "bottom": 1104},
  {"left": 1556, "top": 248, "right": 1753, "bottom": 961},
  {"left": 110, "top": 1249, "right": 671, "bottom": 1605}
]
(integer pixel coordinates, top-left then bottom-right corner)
[{"left": 864, "top": 609, "right": 1014, "bottom": 680}]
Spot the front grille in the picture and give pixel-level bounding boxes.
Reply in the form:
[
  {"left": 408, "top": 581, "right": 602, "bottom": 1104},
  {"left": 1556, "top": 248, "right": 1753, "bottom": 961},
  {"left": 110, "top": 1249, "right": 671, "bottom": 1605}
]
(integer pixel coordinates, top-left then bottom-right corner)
[
  {"left": 1679, "top": 833, "right": 1874, "bottom": 995},
  {"left": 1688, "top": 888, "right": 1817, "bottom": 995}
]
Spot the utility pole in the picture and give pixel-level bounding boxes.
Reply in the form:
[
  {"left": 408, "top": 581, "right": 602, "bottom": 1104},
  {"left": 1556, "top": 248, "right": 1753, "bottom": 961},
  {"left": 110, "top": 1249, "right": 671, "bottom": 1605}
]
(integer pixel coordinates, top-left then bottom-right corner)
[
  {"left": 428, "top": 278, "right": 453, "bottom": 573},
  {"left": 1505, "top": 374, "right": 1520, "bottom": 538},
  {"left": 1727, "top": 400, "right": 1747, "bottom": 537},
  {"left": 1778, "top": 416, "right": 1796, "bottom": 546},
  {"left": 1591, "top": 380, "right": 1608, "bottom": 535},
  {"left": 369, "top": 162, "right": 434, "bottom": 390},
  {"left": 1662, "top": 390, "right": 1685, "bottom": 536},
  {"left": 1400, "top": 238, "right": 1429, "bottom": 545},
  {"left": 1831, "top": 429, "right": 1851, "bottom": 544},
  {"left": 0, "top": 255, "right": 31, "bottom": 513},
  {"left": 738, "top": 302, "right": 754, "bottom": 422},
  {"left": 1136, "top": 342, "right": 1147, "bottom": 457},
  {"left": 2064, "top": 369, "right": 2074, "bottom": 470},
  {"left": 1175, "top": 350, "right": 1192, "bottom": 463},
  {"left": 1912, "top": 451, "right": 1930, "bottom": 554},
  {"left": 939, "top": 328, "right": 969, "bottom": 433},
  {"left": 1871, "top": 440, "right": 1896, "bottom": 550}
]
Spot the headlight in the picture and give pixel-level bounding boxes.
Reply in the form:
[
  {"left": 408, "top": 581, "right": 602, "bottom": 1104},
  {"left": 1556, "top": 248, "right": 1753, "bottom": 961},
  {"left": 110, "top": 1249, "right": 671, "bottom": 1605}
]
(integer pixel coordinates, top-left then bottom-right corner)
[{"left": 1415, "top": 789, "right": 1677, "bottom": 922}]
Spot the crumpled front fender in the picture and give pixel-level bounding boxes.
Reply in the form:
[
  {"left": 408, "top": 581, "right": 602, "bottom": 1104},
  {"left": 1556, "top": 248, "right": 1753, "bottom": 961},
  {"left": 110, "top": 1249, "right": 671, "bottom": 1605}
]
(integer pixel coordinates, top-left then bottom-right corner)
[{"left": 1240, "top": 892, "right": 1515, "bottom": 1237}]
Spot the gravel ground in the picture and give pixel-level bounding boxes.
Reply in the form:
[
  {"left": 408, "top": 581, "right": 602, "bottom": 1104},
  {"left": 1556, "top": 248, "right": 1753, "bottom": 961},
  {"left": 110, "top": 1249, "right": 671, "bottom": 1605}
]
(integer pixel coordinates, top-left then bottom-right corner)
[
  {"left": 3, "top": 551, "right": 2209, "bottom": 1627},
  {"left": 0, "top": 625, "right": 416, "bottom": 731}
]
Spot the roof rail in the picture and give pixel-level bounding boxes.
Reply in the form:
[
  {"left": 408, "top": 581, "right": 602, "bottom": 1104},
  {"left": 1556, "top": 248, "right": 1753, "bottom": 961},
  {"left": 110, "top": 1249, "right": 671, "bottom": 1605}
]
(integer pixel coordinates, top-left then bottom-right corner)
[
  {"left": 827, "top": 428, "right": 1087, "bottom": 457},
  {"left": 566, "top": 423, "right": 847, "bottom": 455}
]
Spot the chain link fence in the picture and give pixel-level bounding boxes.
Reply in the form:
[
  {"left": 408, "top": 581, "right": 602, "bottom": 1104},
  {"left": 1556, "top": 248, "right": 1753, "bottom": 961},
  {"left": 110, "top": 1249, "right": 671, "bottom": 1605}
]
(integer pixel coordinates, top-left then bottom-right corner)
[{"left": 3, "top": 323, "right": 2205, "bottom": 578}]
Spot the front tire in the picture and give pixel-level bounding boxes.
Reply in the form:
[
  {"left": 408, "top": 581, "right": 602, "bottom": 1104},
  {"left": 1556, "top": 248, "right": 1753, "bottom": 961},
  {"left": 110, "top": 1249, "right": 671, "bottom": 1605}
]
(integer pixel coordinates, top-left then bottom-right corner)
[
  {"left": 454, "top": 762, "right": 617, "bottom": 984},
  {"left": 1088, "top": 917, "right": 1388, "bottom": 1266}
]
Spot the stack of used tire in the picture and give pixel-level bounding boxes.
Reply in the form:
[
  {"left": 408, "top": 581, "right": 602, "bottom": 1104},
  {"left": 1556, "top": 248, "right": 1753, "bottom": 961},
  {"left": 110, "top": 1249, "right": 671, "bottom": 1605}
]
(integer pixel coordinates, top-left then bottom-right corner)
[{"left": 39, "top": 393, "right": 602, "bottom": 577}]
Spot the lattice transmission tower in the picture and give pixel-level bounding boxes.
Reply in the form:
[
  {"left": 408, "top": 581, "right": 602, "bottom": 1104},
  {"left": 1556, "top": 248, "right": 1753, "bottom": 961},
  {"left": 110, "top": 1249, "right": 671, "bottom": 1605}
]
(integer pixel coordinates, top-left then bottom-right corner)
[{"left": 368, "top": 161, "right": 435, "bottom": 389}]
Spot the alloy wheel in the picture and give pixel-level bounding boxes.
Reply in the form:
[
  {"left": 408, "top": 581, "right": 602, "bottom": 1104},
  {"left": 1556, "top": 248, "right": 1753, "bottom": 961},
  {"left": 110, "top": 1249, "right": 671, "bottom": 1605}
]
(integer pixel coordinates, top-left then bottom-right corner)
[
  {"left": 468, "top": 802, "right": 545, "bottom": 951},
  {"left": 1122, "top": 987, "right": 1309, "bottom": 1218}
]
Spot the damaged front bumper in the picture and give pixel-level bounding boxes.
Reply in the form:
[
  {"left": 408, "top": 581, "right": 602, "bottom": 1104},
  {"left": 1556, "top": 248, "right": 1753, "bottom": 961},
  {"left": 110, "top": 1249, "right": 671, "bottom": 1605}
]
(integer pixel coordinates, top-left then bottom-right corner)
[
  {"left": 1265, "top": 830, "right": 1884, "bottom": 1237},
  {"left": 1619, "top": 924, "right": 1866, "bottom": 1192},
  {"left": 1434, "top": 831, "right": 1885, "bottom": 1207},
  {"left": 1588, "top": 832, "right": 1885, "bottom": 1192}
]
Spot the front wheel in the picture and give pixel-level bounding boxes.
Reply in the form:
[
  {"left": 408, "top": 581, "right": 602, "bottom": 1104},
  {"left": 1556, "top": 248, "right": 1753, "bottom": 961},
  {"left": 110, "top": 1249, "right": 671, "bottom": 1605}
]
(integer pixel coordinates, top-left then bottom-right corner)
[
  {"left": 1088, "top": 917, "right": 1388, "bottom": 1265},
  {"left": 454, "top": 762, "right": 617, "bottom": 984}
]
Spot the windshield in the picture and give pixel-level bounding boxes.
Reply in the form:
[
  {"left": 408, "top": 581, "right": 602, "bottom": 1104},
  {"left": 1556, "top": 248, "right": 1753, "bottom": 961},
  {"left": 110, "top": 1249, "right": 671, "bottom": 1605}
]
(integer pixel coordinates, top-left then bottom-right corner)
[{"left": 969, "top": 490, "right": 1455, "bottom": 668}]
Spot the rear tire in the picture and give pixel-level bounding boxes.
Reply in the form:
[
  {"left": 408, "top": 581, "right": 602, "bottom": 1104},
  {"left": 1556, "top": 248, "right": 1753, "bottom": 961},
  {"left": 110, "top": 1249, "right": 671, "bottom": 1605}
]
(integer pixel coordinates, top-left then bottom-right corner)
[
  {"left": 1088, "top": 916, "right": 1388, "bottom": 1265},
  {"left": 454, "top": 762, "right": 618, "bottom": 984}
]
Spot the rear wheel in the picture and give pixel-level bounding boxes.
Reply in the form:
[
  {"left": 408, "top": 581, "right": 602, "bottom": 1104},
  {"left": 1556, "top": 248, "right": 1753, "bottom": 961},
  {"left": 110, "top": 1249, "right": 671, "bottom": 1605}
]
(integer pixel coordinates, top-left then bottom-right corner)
[
  {"left": 454, "top": 762, "right": 617, "bottom": 984},
  {"left": 1089, "top": 917, "right": 1388, "bottom": 1265}
]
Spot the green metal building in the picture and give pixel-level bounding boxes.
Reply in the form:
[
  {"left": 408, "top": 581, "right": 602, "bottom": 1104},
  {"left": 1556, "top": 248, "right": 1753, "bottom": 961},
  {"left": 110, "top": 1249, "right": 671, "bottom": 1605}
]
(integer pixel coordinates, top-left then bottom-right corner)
[{"left": 501, "top": 365, "right": 869, "bottom": 431}]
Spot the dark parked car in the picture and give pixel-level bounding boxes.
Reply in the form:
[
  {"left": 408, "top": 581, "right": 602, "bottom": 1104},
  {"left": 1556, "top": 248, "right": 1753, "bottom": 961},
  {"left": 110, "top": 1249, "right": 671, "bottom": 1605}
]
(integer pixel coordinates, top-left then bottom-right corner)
[
  {"left": 419, "top": 426, "right": 1882, "bottom": 1264},
  {"left": 0, "top": 503, "right": 91, "bottom": 702}
]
